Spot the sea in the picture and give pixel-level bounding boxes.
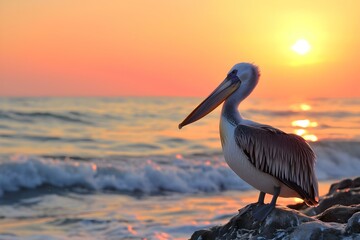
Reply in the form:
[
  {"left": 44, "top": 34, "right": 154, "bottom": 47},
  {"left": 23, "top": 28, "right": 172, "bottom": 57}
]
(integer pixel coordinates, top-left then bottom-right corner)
[{"left": 0, "top": 97, "right": 359, "bottom": 240}]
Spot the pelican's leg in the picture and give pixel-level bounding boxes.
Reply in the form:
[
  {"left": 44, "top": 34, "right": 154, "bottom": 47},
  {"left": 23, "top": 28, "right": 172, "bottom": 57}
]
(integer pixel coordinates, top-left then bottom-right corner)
[
  {"left": 257, "top": 192, "right": 266, "bottom": 205},
  {"left": 253, "top": 187, "right": 280, "bottom": 221}
]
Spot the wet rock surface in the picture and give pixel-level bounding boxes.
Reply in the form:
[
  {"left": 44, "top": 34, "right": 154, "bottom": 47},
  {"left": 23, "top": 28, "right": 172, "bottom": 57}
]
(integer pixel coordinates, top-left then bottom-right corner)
[{"left": 190, "top": 177, "right": 360, "bottom": 240}]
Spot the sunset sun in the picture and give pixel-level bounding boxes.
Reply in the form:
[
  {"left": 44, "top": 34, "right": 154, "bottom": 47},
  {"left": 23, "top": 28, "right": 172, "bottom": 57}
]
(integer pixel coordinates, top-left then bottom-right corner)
[{"left": 292, "top": 39, "right": 311, "bottom": 55}]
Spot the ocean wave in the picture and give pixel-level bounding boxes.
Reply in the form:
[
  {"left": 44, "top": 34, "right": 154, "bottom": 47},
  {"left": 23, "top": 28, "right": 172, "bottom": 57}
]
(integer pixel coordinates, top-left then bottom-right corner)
[
  {"left": 313, "top": 141, "right": 360, "bottom": 179},
  {"left": 0, "top": 155, "right": 247, "bottom": 197},
  {"left": 0, "top": 110, "right": 92, "bottom": 124},
  {"left": 0, "top": 141, "right": 359, "bottom": 197},
  {"left": 0, "top": 134, "right": 94, "bottom": 143},
  {"left": 245, "top": 109, "right": 360, "bottom": 118}
]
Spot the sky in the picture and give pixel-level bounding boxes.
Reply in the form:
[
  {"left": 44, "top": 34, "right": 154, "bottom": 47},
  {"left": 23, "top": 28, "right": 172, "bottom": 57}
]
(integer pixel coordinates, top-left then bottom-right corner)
[{"left": 0, "top": 1, "right": 360, "bottom": 98}]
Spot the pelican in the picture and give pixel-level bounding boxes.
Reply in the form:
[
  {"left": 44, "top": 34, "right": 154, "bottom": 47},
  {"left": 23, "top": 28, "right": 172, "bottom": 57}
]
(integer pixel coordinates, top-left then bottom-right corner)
[{"left": 179, "top": 63, "right": 319, "bottom": 221}]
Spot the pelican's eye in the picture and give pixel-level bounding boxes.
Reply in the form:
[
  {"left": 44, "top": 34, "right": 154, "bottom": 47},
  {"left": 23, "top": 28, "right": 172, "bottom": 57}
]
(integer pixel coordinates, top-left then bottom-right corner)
[{"left": 229, "top": 69, "right": 238, "bottom": 76}]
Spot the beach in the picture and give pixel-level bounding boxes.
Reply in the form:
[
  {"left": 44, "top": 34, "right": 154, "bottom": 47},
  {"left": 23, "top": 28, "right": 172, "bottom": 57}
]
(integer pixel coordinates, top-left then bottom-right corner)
[{"left": 0, "top": 97, "right": 359, "bottom": 239}]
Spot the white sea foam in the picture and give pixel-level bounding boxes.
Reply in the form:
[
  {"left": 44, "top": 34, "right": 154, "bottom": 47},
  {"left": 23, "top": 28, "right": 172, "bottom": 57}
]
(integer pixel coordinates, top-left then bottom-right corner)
[
  {"left": 0, "top": 155, "right": 246, "bottom": 197},
  {"left": 313, "top": 142, "right": 360, "bottom": 180},
  {"left": 0, "top": 141, "right": 359, "bottom": 197}
]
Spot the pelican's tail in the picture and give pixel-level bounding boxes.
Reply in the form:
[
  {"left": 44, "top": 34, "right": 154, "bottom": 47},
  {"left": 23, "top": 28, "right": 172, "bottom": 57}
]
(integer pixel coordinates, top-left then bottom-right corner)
[
  {"left": 304, "top": 178, "right": 319, "bottom": 206},
  {"left": 304, "top": 196, "right": 319, "bottom": 206}
]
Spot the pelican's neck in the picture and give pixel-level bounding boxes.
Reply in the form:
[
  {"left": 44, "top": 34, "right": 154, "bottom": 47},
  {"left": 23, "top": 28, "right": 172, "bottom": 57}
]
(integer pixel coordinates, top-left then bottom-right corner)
[
  {"left": 221, "top": 83, "right": 256, "bottom": 125},
  {"left": 221, "top": 95, "right": 243, "bottom": 126}
]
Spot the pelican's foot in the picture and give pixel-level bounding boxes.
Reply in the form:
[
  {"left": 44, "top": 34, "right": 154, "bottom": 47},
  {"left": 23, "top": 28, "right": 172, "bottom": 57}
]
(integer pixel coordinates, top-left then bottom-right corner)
[{"left": 252, "top": 203, "right": 275, "bottom": 222}]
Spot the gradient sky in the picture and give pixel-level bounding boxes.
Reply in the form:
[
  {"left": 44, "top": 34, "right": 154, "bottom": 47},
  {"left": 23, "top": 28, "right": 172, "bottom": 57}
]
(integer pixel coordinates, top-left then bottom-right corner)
[{"left": 1, "top": 1, "right": 359, "bottom": 98}]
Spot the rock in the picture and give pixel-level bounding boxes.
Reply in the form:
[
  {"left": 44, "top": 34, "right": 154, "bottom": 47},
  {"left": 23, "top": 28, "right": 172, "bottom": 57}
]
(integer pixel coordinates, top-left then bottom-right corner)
[
  {"left": 328, "top": 177, "right": 360, "bottom": 195},
  {"left": 345, "top": 212, "right": 360, "bottom": 234},
  {"left": 190, "top": 177, "right": 360, "bottom": 240},
  {"left": 316, "top": 204, "right": 360, "bottom": 223},
  {"left": 287, "top": 177, "right": 360, "bottom": 216}
]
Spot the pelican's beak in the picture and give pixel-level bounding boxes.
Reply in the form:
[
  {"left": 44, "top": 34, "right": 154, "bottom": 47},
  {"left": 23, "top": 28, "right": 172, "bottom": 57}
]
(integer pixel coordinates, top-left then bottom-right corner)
[{"left": 179, "top": 71, "right": 241, "bottom": 129}]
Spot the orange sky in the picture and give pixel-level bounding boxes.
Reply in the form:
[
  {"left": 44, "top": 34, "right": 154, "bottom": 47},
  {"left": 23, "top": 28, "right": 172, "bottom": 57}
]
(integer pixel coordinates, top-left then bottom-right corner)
[{"left": 0, "top": 1, "right": 359, "bottom": 98}]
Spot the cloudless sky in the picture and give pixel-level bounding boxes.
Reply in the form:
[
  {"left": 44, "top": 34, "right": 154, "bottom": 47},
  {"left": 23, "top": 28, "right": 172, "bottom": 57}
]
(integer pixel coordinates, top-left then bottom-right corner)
[{"left": 1, "top": 1, "right": 359, "bottom": 98}]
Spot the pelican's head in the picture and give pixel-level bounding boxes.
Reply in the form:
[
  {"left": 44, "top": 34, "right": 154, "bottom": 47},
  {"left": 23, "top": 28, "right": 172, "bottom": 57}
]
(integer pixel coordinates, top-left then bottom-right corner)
[{"left": 179, "top": 63, "right": 260, "bottom": 129}]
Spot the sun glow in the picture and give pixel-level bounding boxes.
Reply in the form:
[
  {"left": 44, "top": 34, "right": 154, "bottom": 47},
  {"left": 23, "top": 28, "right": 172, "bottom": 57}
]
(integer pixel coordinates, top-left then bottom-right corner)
[{"left": 292, "top": 39, "right": 311, "bottom": 55}]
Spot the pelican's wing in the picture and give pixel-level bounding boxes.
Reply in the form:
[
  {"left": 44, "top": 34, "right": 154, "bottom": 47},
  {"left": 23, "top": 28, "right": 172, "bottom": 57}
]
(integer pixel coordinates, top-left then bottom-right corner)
[{"left": 234, "top": 124, "right": 319, "bottom": 205}]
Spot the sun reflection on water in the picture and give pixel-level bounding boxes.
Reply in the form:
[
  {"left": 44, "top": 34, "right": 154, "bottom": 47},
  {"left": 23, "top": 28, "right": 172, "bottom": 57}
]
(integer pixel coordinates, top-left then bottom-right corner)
[
  {"left": 153, "top": 232, "right": 172, "bottom": 240},
  {"left": 290, "top": 103, "right": 318, "bottom": 142},
  {"left": 302, "top": 134, "right": 318, "bottom": 142},
  {"left": 127, "top": 225, "right": 138, "bottom": 235},
  {"left": 91, "top": 164, "right": 97, "bottom": 171},
  {"left": 290, "top": 103, "right": 312, "bottom": 111},
  {"left": 293, "top": 197, "right": 305, "bottom": 204},
  {"left": 293, "top": 127, "right": 318, "bottom": 142},
  {"left": 293, "top": 128, "right": 318, "bottom": 142},
  {"left": 291, "top": 119, "right": 318, "bottom": 128},
  {"left": 294, "top": 129, "right": 306, "bottom": 136}
]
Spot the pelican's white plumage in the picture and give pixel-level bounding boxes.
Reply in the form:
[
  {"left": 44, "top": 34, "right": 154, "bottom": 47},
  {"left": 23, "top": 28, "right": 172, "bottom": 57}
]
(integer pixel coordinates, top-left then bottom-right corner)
[{"left": 179, "top": 63, "right": 319, "bottom": 221}]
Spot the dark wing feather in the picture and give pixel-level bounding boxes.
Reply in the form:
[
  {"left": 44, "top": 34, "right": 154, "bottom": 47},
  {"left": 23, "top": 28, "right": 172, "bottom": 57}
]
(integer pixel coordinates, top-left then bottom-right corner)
[{"left": 235, "top": 124, "right": 319, "bottom": 205}]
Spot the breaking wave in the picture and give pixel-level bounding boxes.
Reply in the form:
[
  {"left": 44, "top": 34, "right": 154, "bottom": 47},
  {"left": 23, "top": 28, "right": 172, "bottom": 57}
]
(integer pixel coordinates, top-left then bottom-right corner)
[{"left": 0, "top": 141, "right": 359, "bottom": 197}]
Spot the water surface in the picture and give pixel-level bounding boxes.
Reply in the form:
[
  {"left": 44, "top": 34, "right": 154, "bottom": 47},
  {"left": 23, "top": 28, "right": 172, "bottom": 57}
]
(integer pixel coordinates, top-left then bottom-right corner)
[{"left": 0, "top": 97, "right": 359, "bottom": 239}]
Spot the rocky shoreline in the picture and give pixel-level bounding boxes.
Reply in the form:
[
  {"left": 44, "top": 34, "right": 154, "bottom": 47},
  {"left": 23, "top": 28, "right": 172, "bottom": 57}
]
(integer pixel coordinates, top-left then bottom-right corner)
[{"left": 190, "top": 177, "right": 360, "bottom": 239}]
